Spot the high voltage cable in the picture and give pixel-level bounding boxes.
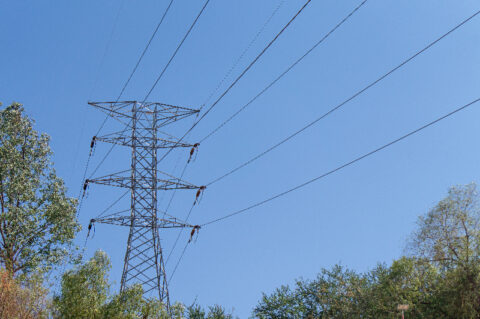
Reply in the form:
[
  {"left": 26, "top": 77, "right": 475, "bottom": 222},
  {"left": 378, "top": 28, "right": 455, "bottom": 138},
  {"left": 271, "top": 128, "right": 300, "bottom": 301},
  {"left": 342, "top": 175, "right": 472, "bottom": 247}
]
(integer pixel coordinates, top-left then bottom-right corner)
[
  {"left": 89, "top": 0, "right": 127, "bottom": 101},
  {"left": 118, "top": 0, "right": 176, "bottom": 106},
  {"left": 199, "top": 0, "right": 286, "bottom": 109},
  {"left": 205, "top": 8, "right": 480, "bottom": 187},
  {"left": 87, "top": 0, "right": 210, "bottom": 179},
  {"left": 94, "top": 0, "right": 176, "bottom": 137},
  {"left": 157, "top": 0, "right": 313, "bottom": 164},
  {"left": 169, "top": 240, "right": 189, "bottom": 282},
  {"left": 162, "top": 0, "right": 292, "bottom": 265},
  {"left": 75, "top": 0, "right": 127, "bottom": 207},
  {"left": 200, "top": 0, "right": 368, "bottom": 144},
  {"left": 162, "top": 162, "right": 194, "bottom": 264},
  {"left": 75, "top": 0, "right": 126, "bottom": 181},
  {"left": 162, "top": 160, "right": 190, "bottom": 220},
  {"left": 165, "top": 203, "right": 195, "bottom": 266},
  {"left": 201, "top": 97, "right": 480, "bottom": 227},
  {"left": 77, "top": 0, "right": 175, "bottom": 206},
  {"left": 87, "top": 0, "right": 310, "bottom": 182},
  {"left": 95, "top": 189, "right": 130, "bottom": 219},
  {"left": 164, "top": 0, "right": 287, "bottom": 263},
  {"left": 162, "top": 0, "right": 289, "bottom": 259},
  {"left": 143, "top": 0, "right": 211, "bottom": 103},
  {"left": 162, "top": 0, "right": 334, "bottom": 272}
]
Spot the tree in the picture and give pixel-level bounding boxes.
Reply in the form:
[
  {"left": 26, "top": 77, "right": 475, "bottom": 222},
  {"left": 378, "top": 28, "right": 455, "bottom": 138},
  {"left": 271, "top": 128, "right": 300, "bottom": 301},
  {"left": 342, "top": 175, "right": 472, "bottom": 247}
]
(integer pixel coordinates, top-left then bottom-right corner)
[
  {"left": 408, "top": 183, "right": 480, "bottom": 268},
  {"left": 407, "top": 183, "right": 480, "bottom": 317},
  {"left": 53, "top": 250, "right": 110, "bottom": 318},
  {"left": 252, "top": 260, "right": 444, "bottom": 318},
  {"left": 0, "top": 267, "right": 49, "bottom": 319},
  {"left": 187, "top": 303, "right": 206, "bottom": 319},
  {"left": 364, "top": 258, "right": 442, "bottom": 318},
  {"left": 103, "top": 287, "right": 185, "bottom": 319},
  {"left": 53, "top": 250, "right": 186, "bottom": 319},
  {"left": 0, "top": 102, "right": 80, "bottom": 276},
  {"left": 253, "top": 265, "right": 369, "bottom": 318},
  {"left": 206, "top": 305, "right": 235, "bottom": 319}
]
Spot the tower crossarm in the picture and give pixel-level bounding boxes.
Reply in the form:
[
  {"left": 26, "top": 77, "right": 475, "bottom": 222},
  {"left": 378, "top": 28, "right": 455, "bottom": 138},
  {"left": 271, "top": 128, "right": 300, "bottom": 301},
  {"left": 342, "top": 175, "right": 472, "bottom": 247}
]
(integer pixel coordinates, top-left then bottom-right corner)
[
  {"left": 90, "top": 215, "right": 195, "bottom": 229},
  {"left": 88, "top": 101, "right": 199, "bottom": 128},
  {"left": 95, "top": 130, "right": 195, "bottom": 149},
  {"left": 87, "top": 170, "right": 198, "bottom": 190}
]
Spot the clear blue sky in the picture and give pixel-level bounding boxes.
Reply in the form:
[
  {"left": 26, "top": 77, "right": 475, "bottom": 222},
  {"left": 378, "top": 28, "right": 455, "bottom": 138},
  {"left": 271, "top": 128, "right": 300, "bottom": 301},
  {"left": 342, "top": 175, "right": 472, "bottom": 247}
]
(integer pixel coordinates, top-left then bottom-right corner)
[{"left": 1, "top": 0, "right": 480, "bottom": 317}]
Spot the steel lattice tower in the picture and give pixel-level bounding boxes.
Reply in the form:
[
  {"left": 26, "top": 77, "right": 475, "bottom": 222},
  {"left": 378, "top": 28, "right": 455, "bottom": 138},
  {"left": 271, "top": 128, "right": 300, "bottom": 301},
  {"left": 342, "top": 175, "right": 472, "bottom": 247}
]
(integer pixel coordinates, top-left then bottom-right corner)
[{"left": 86, "top": 101, "right": 200, "bottom": 308}]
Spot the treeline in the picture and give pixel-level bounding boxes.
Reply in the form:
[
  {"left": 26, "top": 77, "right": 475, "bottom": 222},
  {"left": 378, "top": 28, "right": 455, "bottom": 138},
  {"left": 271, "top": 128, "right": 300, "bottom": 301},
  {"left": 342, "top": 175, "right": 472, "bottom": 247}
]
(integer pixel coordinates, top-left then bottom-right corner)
[
  {"left": 1, "top": 103, "right": 480, "bottom": 318},
  {"left": 1, "top": 252, "right": 235, "bottom": 318},
  {"left": 253, "top": 184, "right": 480, "bottom": 318},
  {"left": 1, "top": 250, "right": 234, "bottom": 318}
]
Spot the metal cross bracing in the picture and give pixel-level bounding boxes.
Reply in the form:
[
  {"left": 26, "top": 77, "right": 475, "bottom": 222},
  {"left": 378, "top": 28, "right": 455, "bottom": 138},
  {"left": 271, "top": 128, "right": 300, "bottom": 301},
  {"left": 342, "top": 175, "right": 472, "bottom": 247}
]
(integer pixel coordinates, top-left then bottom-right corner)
[
  {"left": 87, "top": 169, "right": 197, "bottom": 190},
  {"left": 91, "top": 210, "right": 194, "bottom": 228},
  {"left": 86, "top": 101, "right": 201, "bottom": 309}
]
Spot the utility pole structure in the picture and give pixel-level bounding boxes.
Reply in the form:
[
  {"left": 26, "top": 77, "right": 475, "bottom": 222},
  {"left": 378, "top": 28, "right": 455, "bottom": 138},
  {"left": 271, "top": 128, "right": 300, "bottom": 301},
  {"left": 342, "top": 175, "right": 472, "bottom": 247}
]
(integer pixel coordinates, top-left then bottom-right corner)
[{"left": 85, "top": 101, "right": 201, "bottom": 310}]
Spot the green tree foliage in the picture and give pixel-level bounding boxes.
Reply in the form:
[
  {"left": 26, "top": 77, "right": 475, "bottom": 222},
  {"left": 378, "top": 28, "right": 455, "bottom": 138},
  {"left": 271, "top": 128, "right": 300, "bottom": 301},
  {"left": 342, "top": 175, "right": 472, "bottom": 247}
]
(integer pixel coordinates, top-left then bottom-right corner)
[
  {"left": 53, "top": 250, "right": 234, "bottom": 319},
  {"left": 205, "top": 305, "right": 235, "bottom": 319},
  {"left": 187, "top": 304, "right": 206, "bottom": 319},
  {"left": 409, "top": 183, "right": 480, "bottom": 267},
  {"left": 0, "top": 103, "right": 80, "bottom": 276},
  {"left": 185, "top": 304, "right": 235, "bottom": 319},
  {"left": 53, "top": 250, "right": 110, "bottom": 318},
  {"left": 253, "top": 266, "right": 369, "bottom": 318},
  {"left": 253, "top": 260, "right": 444, "bottom": 318},
  {"left": 365, "top": 258, "right": 441, "bottom": 318},
  {"left": 253, "top": 184, "right": 480, "bottom": 318},
  {"left": 407, "top": 183, "right": 480, "bottom": 318}
]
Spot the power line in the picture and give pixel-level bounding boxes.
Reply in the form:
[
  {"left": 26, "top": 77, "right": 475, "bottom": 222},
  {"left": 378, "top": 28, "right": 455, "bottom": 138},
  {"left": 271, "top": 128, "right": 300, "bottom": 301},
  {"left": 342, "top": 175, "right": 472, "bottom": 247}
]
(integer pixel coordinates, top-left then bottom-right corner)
[
  {"left": 200, "top": 0, "right": 368, "bottom": 144},
  {"left": 89, "top": 0, "right": 127, "bottom": 101},
  {"left": 118, "top": 0, "right": 176, "bottom": 105},
  {"left": 162, "top": 160, "right": 190, "bottom": 221},
  {"left": 196, "top": 0, "right": 311, "bottom": 118},
  {"left": 165, "top": 203, "right": 195, "bottom": 266},
  {"left": 162, "top": 158, "right": 188, "bottom": 206},
  {"left": 199, "top": 0, "right": 286, "bottom": 109},
  {"left": 96, "top": 189, "right": 130, "bottom": 219},
  {"left": 83, "top": 190, "right": 129, "bottom": 250},
  {"left": 205, "top": 8, "right": 480, "bottom": 187},
  {"left": 88, "top": 143, "right": 112, "bottom": 179},
  {"left": 156, "top": 0, "right": 315, "bottom": 270},
  {"left": 77, "top": 0, "right": 176, "bottom": 207},
  {"left": 95, "top": 0, "right": 176, "bottom": 137},
  {"left": 164, "top": 1, "right": 289, "bottom": 262},
  {"left": 169, "top": 239, "right": 190, "bottom": 282},
  {"left": 143, "top": 0, "right": 211, "bottom": 103},
  {"left": 87, "top": 0, "right": 211, "bottom": 178},
  {"left": 75, "top": 0, "right": 127, "bottom": 207},
  {"left": 201, "top": 97, "right": 480, "bottom": 227},
  {"left": 157, "top": 0, "right": 313, "bottom": 164}
]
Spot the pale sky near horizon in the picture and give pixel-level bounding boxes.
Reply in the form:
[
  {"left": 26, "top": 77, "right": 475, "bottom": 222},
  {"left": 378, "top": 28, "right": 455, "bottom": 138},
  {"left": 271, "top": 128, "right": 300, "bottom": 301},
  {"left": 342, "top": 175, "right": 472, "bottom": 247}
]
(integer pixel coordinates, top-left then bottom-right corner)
[{"left": 1, "top": 0, "right": 480, "bottom": 317}]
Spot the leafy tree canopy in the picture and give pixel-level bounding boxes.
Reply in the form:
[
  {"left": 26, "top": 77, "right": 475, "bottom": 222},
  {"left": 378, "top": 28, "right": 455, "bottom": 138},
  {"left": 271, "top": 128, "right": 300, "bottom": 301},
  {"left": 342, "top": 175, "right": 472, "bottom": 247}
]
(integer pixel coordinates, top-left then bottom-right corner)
[
  {"left": 53, "top": 250, "right": 236, "bottom": 319},
  {"left": 0, "top": 102, "right": 80, "bottom": 276}
]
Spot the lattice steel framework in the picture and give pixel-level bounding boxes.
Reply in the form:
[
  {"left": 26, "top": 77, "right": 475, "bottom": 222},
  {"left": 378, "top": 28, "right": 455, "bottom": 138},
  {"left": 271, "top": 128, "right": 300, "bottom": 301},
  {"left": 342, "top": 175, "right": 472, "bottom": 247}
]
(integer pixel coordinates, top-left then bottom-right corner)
[{"left": 86, "top": 101, "right": 200, "bottom": 308}]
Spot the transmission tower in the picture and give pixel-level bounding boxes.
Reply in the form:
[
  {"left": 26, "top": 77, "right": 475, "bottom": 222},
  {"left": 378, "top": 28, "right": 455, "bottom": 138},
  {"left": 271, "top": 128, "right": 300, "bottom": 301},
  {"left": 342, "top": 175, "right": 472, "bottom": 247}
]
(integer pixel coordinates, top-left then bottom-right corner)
[{"left": 85, "top": 101, "right": 201, "bottom": 309}]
